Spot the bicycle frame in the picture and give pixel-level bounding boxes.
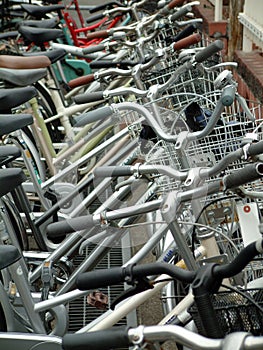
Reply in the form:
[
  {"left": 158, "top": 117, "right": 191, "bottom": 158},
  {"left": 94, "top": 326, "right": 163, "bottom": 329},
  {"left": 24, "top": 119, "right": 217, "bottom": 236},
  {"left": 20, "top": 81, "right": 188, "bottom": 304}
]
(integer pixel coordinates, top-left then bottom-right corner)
[{"left": 63, "top": 12, "right": 125, "bottom": 48}]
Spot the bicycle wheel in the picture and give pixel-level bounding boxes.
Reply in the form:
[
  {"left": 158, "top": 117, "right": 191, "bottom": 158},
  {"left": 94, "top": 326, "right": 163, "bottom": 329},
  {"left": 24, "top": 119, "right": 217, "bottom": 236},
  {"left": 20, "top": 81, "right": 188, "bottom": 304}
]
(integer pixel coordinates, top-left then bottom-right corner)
[
  {"left": 0, "top": 303, "right": 7, "bottom": 331},
  {"left": 0, "top": 196, "right": 28, "bottom": 251},
  {"left": 34, "top": 81, "right": 64, "bottom": 144}
]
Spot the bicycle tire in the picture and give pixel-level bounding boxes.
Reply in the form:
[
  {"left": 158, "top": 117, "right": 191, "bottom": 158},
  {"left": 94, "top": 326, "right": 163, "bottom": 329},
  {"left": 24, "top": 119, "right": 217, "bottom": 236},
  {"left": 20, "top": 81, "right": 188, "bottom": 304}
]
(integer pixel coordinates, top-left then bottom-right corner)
[
  {"left": 0, "top": 302, "right": 7, "bottom": 331},
  {"left": 34, "top": 81, "right": 64, "bottom": 144},
  {"left": 1, "top": 195, "right": 29, "bottom": 251}
]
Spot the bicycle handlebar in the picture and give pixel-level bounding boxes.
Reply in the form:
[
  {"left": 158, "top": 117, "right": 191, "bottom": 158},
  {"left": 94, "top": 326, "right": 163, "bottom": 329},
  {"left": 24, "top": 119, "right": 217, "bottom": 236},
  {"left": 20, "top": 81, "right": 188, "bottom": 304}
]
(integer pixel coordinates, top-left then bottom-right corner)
[
  {"left": 68, "top": 74, "right": 95, "bottom": 89},
  {"left": 73, "top": 106, "right": 113, "bottom": 126},
  {"left": 194, "top": 39, "right": 223, "bottom": 63},
  {"left": 76, "top": 238, "right": 263, "bottom": 290},
  {"left": 88, "top": 1, "right": 123, "bottom": 14},
  {"left": 62, "top": 324, "right": 263, "bottom": 350},
  {"left": 89, "top": 60, "right": 135, "bottom": 69},
  {"left": 168, "top": 0, "right": 186, "bottom": 9},
  {"left": 84, "top": 0, "right": 198, "bottom": 44},
  {"left": 84, "top": 29, "right": 110, "bottom": 40},
  {"left": 74, "top": 83, "right": 234, "bottom": 147},
  {"left": 73, "top": 39, "right": 224, "bottom": 104},
  {"left": 223, "top": 162, "right": 263, "bottom": 189},
  {"left": 86, "top": 0, "right": 150, "bottom": 22},
  {"left": 172, "top": 32, "right": 201, "bottom": 50},
  {"left": 63, "top": 327, "right": 130, "bottom": 350},
  {"left": 170, "top": 4, "right": 192, "bottom": 21},
  {"left": 247, "top": 140, "right": 263, "bottom": 156},
  {"left": 82, "top": 44, "right": 107, "bottom": 55},
  {"left": 172, "top": 22, "right": 200, "bottom": 42},
  {"left": 93, "top": 140, "right": 263, "bottom": 178},
  {"left": 68, "top": 32, "right": 202, "bottom": 90},
  {"left": 85, "top": 12, "right": 106, "bottom": 24},
  {"left": 47, "top": 162, "right": 263, "bottom": 236},
  {"left": 74, "top": 91, "right": 105, "bottom": 104},
  {"left": 157, "top": 0, "right": 186, "bottom": 17}
]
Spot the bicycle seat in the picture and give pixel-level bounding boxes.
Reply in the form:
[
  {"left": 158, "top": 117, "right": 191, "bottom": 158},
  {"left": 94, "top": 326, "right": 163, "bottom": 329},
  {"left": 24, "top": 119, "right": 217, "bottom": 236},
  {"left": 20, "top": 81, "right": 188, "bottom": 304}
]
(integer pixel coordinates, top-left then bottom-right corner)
[
  {"left": 18, "top": 25, "right": 64, "bottom": 46},
  {"left": 0, "top": 68, "right": 47, "bottom": 87},
  {"left": 0, "top": 114, "right": 33, "bottom": 137},
  {"left": 0, "top": 87, "right": 38, "bottom": 112},
  {"left": 0, "top": 145, "right": 21, "bottom": 167},
  {"left": 19, "top": 17, "right": 60, "bottom": 29},
  {"left": 0, "top": 245, "right": 21, "bottom": 270},
  {"left": 23, "top": 48, "right": 67, "bottom": 64},
  {"left": 20, "top": 4, "right": 65, "bottom": 19},
  {"left": 0, "top": 54, "right": 51, "bottom": 69},
  {"left": 0, "top": 168, "right": 26, "bottom": 197}
]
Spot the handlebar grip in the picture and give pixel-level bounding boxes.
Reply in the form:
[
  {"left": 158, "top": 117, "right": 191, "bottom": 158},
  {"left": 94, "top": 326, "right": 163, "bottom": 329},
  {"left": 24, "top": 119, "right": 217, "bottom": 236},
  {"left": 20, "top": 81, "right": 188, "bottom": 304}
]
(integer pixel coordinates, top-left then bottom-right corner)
[
  {"left": 89, "top": 60, "right": 117, "bottom": 69},
  {"left": 247, "top": 140, "right": 263, "bottom": 157},
  {"left": 94, "top": 166, "right": 133, "bottom": 177},
  {"left": 194, "top": 39, "right": 224, "bottom": 63},
  {"left": 85, "top": 30, "right": 109, "bottom": 41},
  {"left": 74, "top": 91, "right": 105, "bottom": 104},
  {"left": 74, "top": 106, "right": 113, "bottom": 127},
  {"left": 86, "top": 12, "right": 105, "bottom": 24},
  {"left": 47, "top": 215, "right": 94, "bottom": 237},
  {"left": 82, "top": 44, "right": 106, "bottom": 55},
  {"left": 173, "top": 33, "right": 201, "bottom": 51},
  {"left": 168, "top": 0, "right": 185, "bottom": 9},
  {"left": 62, "top": 327, "right": 130, "bottom": 350},
  {"left": 170, "top": 4, "right": 192, "bottom": 21},
  {"left": 172, "top": 23, "right": 200, "bottom": 42},
  {"left": 77, "top": 262, "right": 195, "bottom": 290},
  {"left": 68, "top": 74, "right": 95, "bottom": 89},
  {"left": 77, "top": 266, "right": 124, "bottom": 290},
  {"left": 215, "top": 238, "right": 263, "bottom": 279},
  {"left": 89, "top": 60, "right": 134, "bottom": 69},
  {"left": 224, "top": 162, "right": 263, "bottom": 190},
  {"left": 221, "top": 85, "right": 235, "bottom": 106},
  {"left": 157, "top": 0, "right": 185, "bottom": 16}
]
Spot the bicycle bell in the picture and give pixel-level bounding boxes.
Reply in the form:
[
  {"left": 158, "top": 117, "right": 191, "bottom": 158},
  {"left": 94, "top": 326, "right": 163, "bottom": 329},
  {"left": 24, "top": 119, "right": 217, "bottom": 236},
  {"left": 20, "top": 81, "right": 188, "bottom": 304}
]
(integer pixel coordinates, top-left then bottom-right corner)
[{"left": 214, "top": 69, "right": 234, "bottom": 90}]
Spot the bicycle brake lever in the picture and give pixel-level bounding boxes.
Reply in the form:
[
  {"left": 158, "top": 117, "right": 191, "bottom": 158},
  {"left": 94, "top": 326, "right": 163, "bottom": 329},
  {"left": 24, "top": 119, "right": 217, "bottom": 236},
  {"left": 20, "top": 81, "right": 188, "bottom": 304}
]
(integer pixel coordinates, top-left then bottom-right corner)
[{"left": 110, "top": 277, "right": 153, "bottom": 310}]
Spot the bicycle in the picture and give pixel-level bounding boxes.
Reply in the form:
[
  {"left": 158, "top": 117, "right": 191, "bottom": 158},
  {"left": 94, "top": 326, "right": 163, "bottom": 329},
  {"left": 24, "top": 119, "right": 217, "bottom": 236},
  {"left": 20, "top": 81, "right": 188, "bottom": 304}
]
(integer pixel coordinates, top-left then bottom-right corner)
[
  {"left": 72, "top": 238, "right": 263, "bottom": 344},
  {"left": 4, "top": 65, "right": 255, "bottom": 269},
  {"left": 0, "top": 34, "right": 221, "bottom": 229},
  {"left": 45, "top": 143, "right": 263, "bottom": 329},
  {"left": 3, "top": 236, "right": 263, "bottom": 348},
  {"left": 0, "top": 29, "right": 262, "bottom": 350},
  {"left": 0, "top": 150, "right": 262, "bottom": 338},
  {"left": 0, "top": 82, "right": 258, "bottom": 290}
]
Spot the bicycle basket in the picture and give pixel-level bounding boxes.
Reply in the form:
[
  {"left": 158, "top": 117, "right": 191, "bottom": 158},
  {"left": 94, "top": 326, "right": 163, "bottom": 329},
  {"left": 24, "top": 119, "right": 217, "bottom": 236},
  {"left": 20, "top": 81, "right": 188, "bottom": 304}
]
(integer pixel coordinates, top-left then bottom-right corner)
[
  {"left": 141, "top": 53, "right": 221, "bottom": 96},
  {"left": 189, "top": 288, "right": 263, "bottom": 336}
]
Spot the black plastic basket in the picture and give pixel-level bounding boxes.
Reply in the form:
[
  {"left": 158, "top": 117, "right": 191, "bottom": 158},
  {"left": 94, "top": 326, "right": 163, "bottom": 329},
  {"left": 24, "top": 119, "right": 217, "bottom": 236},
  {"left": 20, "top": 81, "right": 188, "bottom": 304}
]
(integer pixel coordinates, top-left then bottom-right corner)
[{"left": 188, "top": 288, "right": 263, "bottom": 336}]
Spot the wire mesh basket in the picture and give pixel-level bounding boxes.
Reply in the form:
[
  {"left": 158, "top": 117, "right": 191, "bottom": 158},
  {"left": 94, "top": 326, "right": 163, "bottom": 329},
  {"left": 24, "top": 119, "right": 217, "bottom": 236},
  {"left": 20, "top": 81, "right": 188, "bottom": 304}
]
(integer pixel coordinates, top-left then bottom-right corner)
[
  {"left": 184, "top": 98, "right": 263, "bottom": 170},
  {"left": 188, "top": 288, "right": 263, "bottom": 336},
  {"left": 143, "top": 93, "right": 263, "bottom": 219},
  {"left": 112, "top": 92, "right": 263, "bottom": 197},
  {"left": 141, "top": 48, "right": 222, "bottom": 96},
  {"left": 150, "top": 93, "right": 263, "bottom": 169}
]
